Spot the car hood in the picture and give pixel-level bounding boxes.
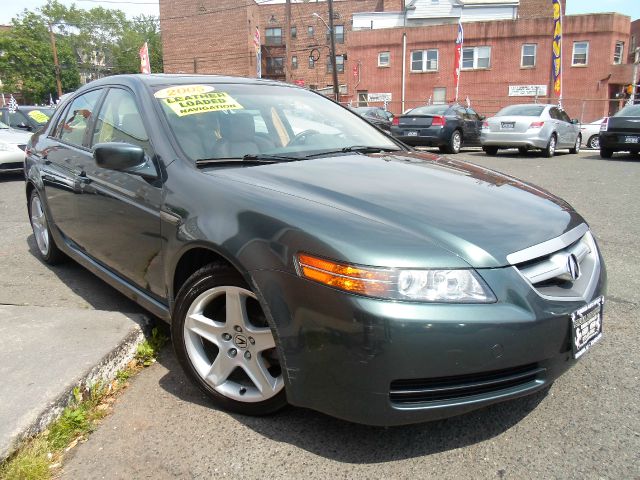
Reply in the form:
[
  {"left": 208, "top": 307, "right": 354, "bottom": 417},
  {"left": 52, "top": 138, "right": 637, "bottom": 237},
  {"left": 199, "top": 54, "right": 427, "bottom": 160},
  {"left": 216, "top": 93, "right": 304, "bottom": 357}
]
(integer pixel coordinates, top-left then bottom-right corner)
[
  {"left": 208, "top": 151, "right": 584, "bottom": 268},
  {"left": 0, "top": 128, "right": 32, "bottom": 144}
]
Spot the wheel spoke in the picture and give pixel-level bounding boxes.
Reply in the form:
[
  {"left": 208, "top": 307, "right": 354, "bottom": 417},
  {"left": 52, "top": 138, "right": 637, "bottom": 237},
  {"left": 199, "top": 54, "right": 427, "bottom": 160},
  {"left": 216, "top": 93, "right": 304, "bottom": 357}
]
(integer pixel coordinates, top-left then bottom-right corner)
[
  {"left": 186, "top": 313, "right": 225, "bottom": 346},
  {"left": 247, "top": 326, "right": 276, "bottom": 352},
  {"left": 206, "top": 353, "right": 235, "bottom": 387},
  {"left": 243, "top": 357, "right": 277, "bottom": 395},
  {"left": 225, "top": 289, "right": 247, "bottom": 328}
]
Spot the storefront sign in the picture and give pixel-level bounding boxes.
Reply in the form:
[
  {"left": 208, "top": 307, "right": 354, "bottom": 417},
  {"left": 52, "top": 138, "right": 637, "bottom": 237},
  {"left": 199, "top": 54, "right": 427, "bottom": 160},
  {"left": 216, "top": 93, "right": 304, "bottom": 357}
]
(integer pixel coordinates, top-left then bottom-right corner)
[
  {"left": 508, "top": 85, "right": 548, "bottom": 97},
  {"left": 367, "top": 93, "right": 392, "bottom": 102}
]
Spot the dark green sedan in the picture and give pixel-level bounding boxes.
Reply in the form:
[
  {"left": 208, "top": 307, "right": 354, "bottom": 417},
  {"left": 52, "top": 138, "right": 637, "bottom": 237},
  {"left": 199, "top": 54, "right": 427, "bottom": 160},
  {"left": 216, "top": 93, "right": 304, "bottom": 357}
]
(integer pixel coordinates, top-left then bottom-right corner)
[{"left": 24, "top": 75, "right": 606, "bottom": 426}]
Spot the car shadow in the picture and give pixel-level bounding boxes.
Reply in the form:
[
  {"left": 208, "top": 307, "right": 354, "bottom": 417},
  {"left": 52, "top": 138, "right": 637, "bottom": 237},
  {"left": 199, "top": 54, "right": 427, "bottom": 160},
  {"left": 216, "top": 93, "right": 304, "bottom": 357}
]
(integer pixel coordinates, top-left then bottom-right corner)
[{"left": 155, "top": 347, "right": 549, "bottom": 464}]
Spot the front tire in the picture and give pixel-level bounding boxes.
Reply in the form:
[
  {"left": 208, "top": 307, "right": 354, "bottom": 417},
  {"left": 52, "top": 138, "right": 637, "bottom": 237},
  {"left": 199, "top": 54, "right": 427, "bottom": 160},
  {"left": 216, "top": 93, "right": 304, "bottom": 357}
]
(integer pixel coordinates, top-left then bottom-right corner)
[
  {"left": 542, "top": 134, "right": 557, "bottom": 158},
  {"left": 518, "top": 147, "right": 528, "bottom": 155},
  {"left": 28, "top": 189, "right": 65, "bottom": 265},
  {"left": 172, "top": 264, "right": 287, "bottom": 416},
  {"left": 569, "top": 135, "right": 581, "bottom": 154},
  {"left": 445, "top": 130, "right": 462, "bottom": 154}
]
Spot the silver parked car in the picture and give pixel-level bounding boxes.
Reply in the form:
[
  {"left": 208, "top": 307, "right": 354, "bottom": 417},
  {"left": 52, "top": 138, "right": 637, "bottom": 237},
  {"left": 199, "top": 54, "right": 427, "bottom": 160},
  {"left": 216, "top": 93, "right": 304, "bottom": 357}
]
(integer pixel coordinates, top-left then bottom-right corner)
[
  {"left": 481, "top": 104, "right": 581, "bottom": 157},
  {"left": 580, "top": 118, "right": 605, "bottom": 149}
]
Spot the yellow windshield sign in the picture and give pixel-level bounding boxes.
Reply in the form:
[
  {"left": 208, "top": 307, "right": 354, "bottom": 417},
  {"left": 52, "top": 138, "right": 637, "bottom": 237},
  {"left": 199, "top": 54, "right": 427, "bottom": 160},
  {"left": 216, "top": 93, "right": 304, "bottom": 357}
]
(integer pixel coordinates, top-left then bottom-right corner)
[
  {"left": 155, "top": 84, "right": 243, "bottom": 117},
  {"left": 28, "top": 110, "right": 50, "bottom": 123}
]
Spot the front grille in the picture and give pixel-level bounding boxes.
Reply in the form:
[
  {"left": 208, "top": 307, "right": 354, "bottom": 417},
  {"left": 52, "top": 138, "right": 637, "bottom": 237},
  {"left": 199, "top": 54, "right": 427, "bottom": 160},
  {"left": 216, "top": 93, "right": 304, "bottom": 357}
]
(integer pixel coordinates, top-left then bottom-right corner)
[
  {"left": 17, "top": 144, "right": 26, "bottom": 151},
  {"left": 390, "top": 363, "right": 543, "bottom": 404},
  {"left": 508, "top": 224, "right": 600, "bottom": 300}
]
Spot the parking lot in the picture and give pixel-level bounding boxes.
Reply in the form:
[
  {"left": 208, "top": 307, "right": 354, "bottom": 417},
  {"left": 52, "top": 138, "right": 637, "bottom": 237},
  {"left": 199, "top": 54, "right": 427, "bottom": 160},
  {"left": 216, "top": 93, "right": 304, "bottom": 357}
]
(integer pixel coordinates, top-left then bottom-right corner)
[{"left": 2, "top": 148, "right": 638, "bottom": 479}]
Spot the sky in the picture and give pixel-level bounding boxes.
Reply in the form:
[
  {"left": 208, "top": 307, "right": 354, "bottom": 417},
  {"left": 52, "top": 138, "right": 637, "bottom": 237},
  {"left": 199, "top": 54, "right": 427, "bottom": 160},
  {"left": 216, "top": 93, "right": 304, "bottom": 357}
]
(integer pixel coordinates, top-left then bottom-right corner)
[{"left": 0, "top": 0, "right": 638, "bottom": 25}]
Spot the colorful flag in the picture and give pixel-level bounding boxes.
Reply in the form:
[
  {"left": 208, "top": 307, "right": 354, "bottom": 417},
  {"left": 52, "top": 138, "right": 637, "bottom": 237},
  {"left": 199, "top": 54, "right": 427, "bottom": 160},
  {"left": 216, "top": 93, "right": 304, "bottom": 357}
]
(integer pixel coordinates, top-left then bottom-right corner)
[
  {"left": 454, "top": 21, "right": 464, "bottom": 102},
  {"left": 253, "top": 27, "right": 262, "bottom": 78},
  {"left": 8, "top": 94, "right": 18, "bottom": 113},
  {"left": 552, "top": 0, "right": 562, "bottom": 98},
  {"left": 139, "top": 42, "right": 151, "bottom": 74}
]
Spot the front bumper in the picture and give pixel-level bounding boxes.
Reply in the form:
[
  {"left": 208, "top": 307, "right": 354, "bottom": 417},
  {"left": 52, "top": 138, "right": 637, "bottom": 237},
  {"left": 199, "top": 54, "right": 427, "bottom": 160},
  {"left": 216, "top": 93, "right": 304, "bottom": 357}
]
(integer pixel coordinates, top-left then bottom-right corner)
[
  {"left": 599, "top": 132, "right": 640, "bottom": 152},
  {"left": 252, "top": 261, "right": 606, "bottom": 426},
  {"left": 0, "top": 150, "right": 26, "bottom": 172},
  {"left": 481, "top": 130, "right": 549, "bottom": 149}
]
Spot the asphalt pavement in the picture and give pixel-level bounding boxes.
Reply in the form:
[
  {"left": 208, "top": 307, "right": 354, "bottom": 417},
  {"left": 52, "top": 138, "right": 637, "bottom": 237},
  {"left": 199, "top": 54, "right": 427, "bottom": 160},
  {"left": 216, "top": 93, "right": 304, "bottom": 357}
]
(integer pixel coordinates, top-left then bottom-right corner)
[{"left": 2, "top": 148, "right": 639, "bottom": 478}]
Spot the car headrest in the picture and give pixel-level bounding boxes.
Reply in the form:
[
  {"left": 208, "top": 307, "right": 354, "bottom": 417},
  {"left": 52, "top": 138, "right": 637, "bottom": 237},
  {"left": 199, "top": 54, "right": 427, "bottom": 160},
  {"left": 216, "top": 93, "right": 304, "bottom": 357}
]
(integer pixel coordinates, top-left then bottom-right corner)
[{"left": 224, "top": 113, "right": 256, "bottom": 142}]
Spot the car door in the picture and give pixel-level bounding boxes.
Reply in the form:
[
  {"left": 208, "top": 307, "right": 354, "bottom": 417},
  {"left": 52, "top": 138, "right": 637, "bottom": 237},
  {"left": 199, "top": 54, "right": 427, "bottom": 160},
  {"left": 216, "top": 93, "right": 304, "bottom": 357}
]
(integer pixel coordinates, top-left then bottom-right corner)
[
  {"left": 549, "top": 107, "right": 569, "bottom": 146},
  {"left": 42, "top": 89, "right": 105, "bottom": 243},
  {"left": 464, "top": 108, "right": 482, "bottom": 146},
  {"left": 79, "top": 87, "right": 164, "bottom": 298},
  {"left": 559, "top": 109, "right": 578, "bottom": 146}
]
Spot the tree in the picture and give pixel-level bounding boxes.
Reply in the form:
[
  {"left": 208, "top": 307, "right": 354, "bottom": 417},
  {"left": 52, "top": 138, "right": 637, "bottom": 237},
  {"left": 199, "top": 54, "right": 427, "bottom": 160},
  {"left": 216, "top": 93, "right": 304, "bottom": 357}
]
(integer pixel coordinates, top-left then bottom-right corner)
[{"left": 112, "top": 15, "right": 163, "bottom": 74}]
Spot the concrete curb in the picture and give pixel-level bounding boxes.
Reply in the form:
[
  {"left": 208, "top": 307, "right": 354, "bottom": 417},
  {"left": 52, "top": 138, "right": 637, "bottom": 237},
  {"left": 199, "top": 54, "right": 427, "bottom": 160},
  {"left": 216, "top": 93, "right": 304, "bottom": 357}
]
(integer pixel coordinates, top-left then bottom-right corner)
[{"left": 0, "top": 308, "right": 151, "bottom": 462}]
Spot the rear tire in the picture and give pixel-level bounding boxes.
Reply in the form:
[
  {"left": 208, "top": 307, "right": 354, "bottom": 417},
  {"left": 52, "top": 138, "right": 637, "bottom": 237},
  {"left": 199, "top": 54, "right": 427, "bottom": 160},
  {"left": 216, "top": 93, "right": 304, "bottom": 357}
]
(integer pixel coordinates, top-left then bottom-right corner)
[
  {"left": 445, "top": 130, "right": 462, "bottom": 154},
  {"left": 542, "top": 134, "right": 557, "bottom": 158},
  {"left": 587, "top": 135, "right": 600, "bottom": 149},
  {"left": 600, "top": 148, "right": 613, "bottom": 159},
  {"left": 518, "top": 147, "right": 528, "bottom": 155},
  {"left": 483, "top": 146, "right": 498, "bottom": 156},
  {"left": 172, "top": 264, "right": 287, "bottom": 416},
  {"left": 28, "top": 189, "right": 65, "bottom": 265},
  {"left": 569, "top": 135, "right": 581, "bottom": 154}
]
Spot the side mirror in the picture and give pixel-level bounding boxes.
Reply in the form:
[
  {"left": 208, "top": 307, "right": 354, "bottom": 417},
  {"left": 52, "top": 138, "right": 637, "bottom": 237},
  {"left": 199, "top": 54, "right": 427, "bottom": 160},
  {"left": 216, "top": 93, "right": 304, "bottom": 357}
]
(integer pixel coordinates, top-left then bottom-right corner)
[
  {"left": 16, "top": 123, "right": 31, "bottom": 131},
  {"left": 93, "top": 142, "right": 146, "bottom": 172},
  {"left": 478, "top": 115, "right": 486, "bottom": 121},
  {"left": 571, "top": 119, "right": 580, "bottom": 124}
]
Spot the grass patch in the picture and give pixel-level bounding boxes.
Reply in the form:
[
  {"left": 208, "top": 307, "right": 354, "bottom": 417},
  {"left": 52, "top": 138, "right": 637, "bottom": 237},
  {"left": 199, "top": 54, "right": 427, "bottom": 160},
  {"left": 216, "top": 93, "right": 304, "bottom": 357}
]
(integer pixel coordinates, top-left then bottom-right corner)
[{"left": 0, "top": 327, "right": 168, "bottom": 480}]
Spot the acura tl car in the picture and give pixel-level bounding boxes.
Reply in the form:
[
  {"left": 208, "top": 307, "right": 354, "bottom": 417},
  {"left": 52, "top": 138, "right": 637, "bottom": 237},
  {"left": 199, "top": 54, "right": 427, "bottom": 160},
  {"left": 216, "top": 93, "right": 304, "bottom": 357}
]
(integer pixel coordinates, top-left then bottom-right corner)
[
  {"left": 24, "top": 75, "right": 605, "bottom": 426},
  {"left": 481, "top": 104, "right": 581, "bottom": 157},
  {"left": 390, "top": 104, "right": 484, "bottom": 154},
  {"left": 599, "top": 104, "right": 640, "bottom": 158}
]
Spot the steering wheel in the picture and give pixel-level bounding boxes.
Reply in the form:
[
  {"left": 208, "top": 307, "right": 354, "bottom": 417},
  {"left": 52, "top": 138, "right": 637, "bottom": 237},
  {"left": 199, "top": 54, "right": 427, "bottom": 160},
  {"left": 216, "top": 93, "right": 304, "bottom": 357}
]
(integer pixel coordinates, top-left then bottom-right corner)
[{"left": 288, "top": 129, "right": 320, "bottom": 146}]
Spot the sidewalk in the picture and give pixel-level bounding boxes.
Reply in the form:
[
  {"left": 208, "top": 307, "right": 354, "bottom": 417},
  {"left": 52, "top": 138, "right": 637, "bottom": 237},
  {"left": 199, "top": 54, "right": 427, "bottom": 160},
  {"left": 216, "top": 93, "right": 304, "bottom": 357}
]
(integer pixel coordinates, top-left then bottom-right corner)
[{"left": 0, "top": 305, "right": 148, "bottom": 461}]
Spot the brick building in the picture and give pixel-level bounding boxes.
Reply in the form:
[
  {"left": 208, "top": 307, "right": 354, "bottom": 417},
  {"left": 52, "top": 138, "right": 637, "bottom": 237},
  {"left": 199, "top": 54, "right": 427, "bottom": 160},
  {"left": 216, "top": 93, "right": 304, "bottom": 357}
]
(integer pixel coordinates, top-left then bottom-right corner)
[{"left": 159, "top": 0, "right": 635, "bottom": 121}]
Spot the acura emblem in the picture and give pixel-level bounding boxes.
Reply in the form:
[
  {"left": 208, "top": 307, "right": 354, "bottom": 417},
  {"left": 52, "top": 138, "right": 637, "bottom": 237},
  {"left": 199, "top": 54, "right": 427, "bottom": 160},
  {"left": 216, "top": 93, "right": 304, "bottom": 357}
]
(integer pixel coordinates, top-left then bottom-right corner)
[
  {"left": 567, "top": 254, "right": 581, "bottom": 281},
  {"left": 234, "top": 334, "right": 248, "bottom": 349}
]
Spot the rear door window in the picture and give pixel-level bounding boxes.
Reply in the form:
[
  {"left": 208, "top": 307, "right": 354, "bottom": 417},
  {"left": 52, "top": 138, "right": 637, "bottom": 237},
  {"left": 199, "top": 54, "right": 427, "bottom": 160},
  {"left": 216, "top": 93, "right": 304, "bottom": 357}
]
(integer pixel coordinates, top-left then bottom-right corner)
[{"left": 58, "top": 89, "right": 103, "bottom": 147}]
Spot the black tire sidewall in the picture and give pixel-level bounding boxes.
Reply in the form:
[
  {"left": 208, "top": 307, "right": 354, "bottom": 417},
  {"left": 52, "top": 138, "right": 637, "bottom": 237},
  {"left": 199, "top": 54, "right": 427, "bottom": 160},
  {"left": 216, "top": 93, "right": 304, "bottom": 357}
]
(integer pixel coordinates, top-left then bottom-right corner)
[
  {"left": 28, "top": 189, "right": 64, "bottom": 265},
  {"left": 172, "top": 265, "right": 287, "bottom": 416}
]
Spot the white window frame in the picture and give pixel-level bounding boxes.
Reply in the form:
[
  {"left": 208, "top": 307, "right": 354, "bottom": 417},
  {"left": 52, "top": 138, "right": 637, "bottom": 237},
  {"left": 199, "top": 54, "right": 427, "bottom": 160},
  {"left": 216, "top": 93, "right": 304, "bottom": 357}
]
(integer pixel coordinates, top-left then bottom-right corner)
[
  {"left": 614, "top": 41, "right": 624, "bottom": 65},
  {"left": 461, "top": 46, "right": 491, "bottom": 70},
  {"left": 572, "top": 41, "right": 589, "bottom": 66},
  {"left": 410, "top": 49, "right": 438, "bottom": 72},
  {"left": 521, "top": 44, "right": 536, "bottom": 68},
  {"left": 378, "top": 51, "right": 390, "bottom": 67}
]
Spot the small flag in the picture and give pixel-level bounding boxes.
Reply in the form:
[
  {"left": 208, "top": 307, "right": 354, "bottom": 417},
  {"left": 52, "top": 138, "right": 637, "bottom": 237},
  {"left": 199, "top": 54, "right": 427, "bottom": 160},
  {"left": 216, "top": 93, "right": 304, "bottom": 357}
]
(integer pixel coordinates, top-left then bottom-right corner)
[
  {"left": 454, "top": 21, "right": 464, "bottom": 103},
  {"left": 253, "top": 27, "right": 262, "bottom": 78},
  {"left": 8, "top": 95, "right": 18, "bottom": 113},
  {"left": 139, "top": 42, "right": 151, "bottom": 74},
  {"left": 49, "top": 94, "right": 55, "bottom": 107}
]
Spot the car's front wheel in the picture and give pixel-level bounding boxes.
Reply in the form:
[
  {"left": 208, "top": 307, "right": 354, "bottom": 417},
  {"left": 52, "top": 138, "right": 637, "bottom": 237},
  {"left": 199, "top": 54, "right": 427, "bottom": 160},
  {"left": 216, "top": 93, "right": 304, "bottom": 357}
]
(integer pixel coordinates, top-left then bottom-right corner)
[
  {"left": 28, "top": 189, "right": 65, "bottom": 265},
  {"left": 172, "top": 264, "right": 287, "bottom": 415},
  {"left": 569, "top": 135, "right": 581, "bottom": 154}
]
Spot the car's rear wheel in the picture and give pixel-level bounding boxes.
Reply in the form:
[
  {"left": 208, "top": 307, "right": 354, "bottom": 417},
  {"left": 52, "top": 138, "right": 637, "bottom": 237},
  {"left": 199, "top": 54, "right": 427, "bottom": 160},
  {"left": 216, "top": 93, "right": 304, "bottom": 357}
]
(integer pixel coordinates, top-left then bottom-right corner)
[
  {"left": 172, "top": 264, "right": 287, "bottom": 415},
  {"left": 483, "top": 146, "right": 498, "bottom": 155},
  {"left": 569, "top": 135, "right": 581, "bottom": 154},
  {"left": 445, "top": 130, "right": 462, "bottom": 154},
  {"left": 28, "top": 189, "right": 65, "bottom": 265},
  {"left": 542, "top": 134, "right": 557, "bottom": 158},
  {"left": 600, "top": 147, "right": 613, "bottom": 159},
  {"left": 518, "top": 147, "right": 528, "bottom": 155},
  {"left": 587, "top": 135, "right": 600, "bottom": 149}
]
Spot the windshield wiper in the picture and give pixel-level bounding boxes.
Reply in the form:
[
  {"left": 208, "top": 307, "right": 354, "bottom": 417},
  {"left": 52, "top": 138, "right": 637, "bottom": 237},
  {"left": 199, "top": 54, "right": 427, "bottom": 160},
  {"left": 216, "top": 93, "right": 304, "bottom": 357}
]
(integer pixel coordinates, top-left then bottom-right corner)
[
  {"left": 242, "top": 153, "right": 300, "bottom": 162},
  {"left": 303, "top": 146, "right": 402, "bottom": 159},
  {"left": 196, "top": 154, "right": 299, "bottom": 166}
]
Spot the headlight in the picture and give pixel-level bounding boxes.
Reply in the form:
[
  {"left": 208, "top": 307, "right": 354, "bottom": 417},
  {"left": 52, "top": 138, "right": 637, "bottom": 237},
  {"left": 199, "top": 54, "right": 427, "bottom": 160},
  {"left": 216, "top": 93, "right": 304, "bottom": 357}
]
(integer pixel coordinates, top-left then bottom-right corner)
[{"left": 296, "top": 253, "right": 496, "bottom": 303}]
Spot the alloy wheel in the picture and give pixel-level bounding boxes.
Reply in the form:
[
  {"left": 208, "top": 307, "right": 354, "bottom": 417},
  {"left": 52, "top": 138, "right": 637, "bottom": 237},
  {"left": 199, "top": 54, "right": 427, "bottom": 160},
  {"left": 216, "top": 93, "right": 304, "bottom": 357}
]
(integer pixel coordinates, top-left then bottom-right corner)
[
  {"left": 549, "top": 136, "right": 556, "bottom": 156},
  {"left": 588, "top": 136, "right": 599, "bottom": 149},
  {"left": 30, "top": 194, "right": 50, "bottom": 256},
  {"left": 183, "top": 286, "right": 283, "bottom": 402}
]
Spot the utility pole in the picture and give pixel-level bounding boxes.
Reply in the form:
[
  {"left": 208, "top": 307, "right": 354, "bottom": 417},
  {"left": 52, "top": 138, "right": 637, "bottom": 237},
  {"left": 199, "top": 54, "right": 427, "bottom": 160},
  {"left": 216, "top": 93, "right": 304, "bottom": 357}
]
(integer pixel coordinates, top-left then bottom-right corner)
[
  {"left": 48, "top": 23, "right": 63, "bottom": 98},
  {"left": 285, "top": 0, "right": 291, "bottom": 83},
  {"left": 327, "top": 0, "right": 339, "bottom": 102}
]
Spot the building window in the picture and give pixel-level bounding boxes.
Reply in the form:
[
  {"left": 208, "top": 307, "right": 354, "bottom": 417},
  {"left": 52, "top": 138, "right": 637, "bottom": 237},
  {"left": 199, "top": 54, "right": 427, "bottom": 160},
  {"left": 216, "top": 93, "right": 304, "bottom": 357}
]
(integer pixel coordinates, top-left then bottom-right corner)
[
  {"left": 327, "top": 55, "right": 344, "bottom": 73},
  {"left": 307, "top": 26, "right": 314, "bottom": 37},
  {"left": 266, "top": 56, "right": 284, "bottom": 75},
  {"left": 291, "top": 26, "right": 297, "bottom": 39},
  {"left": 265, "top": 28, "right": 283, "bottom": 46},
  {"left": 327, "top": 25, "right": 344, "bottom": 44},
  {"left": 614, "top": 41, "right": 624, "bottom": 64},
  {"left": 521, "top": 44, "right": 536, "bottom": 68},
  {"left": 308, "top": 56, "right": 315, "bottom": 69},
  {"left": 572, "top": 41, "right": 589, "bottom": 66},
  {"left": 411, "top": 49, "right": 438, "bottom": 72},
  {"left": 378, "top": 51, "right": 390, "bottom": 67},
  {"left": 462, "top": 46, "right": 491, "bottom": 69},
  {"left": 433, "top": 87, "right": 446, "bottom": 105},
  {"left": 292, "top": 55, "right": 298, "bottom": 69}
]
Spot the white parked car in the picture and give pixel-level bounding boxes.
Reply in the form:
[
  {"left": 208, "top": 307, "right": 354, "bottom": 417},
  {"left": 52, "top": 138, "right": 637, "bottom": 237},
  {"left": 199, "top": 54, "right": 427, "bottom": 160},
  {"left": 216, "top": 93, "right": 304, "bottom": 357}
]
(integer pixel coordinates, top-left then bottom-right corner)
[
  {"left": 580, "top": 118, "right": 605, "bottom": 149},
  {"left": 0, "top": 121, "right": 31, "bottom": 173}
]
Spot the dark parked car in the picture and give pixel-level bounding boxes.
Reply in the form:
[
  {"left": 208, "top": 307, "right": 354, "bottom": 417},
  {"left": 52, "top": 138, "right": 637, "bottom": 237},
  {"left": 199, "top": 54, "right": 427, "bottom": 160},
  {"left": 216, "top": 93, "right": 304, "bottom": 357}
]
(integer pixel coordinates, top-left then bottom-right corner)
[
  {"left": 351, "top": 106, "right": 393, "bottom": 132},
  {"left": 25, "top": 75, "right": 605, "bottom": 426},
  {"left": 390, "top": 104, "right": 484, "bottom": 154},
  {"left": 599, "top": 105, "right": 640, "bottom": 158},
  {"left": 0, "top": 106, "right": 55, "bottom": 132}
]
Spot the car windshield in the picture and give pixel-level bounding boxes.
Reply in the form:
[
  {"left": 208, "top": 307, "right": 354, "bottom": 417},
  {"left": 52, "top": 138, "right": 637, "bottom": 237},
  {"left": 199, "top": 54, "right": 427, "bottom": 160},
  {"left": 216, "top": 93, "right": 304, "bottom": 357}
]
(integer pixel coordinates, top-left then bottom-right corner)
[
  {"left": 407, "top": 105, "right": 449, "bottom": 116},
  {"left": 153, "top": 83, "right": 399, "bottom": 162},
  {"left": 496, "top": 105, "right": 545, "bottom": 117},
  {"left": 615, "top": 105, "right": 640, "bottom": 117},
  {"left": 24, "top": 107, "right": 55, "bottom": 125}
]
